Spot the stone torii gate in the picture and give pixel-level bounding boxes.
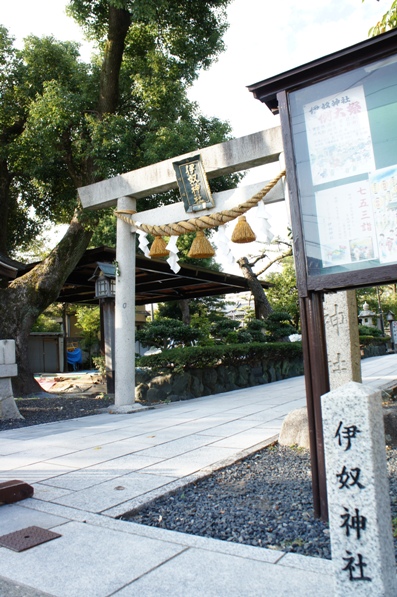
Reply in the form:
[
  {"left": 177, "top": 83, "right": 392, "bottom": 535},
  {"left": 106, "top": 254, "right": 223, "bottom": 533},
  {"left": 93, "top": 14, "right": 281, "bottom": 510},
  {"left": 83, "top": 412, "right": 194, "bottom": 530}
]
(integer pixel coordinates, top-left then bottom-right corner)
[{"left": 78, "top": 127, "right": 284, "bottom": 412}]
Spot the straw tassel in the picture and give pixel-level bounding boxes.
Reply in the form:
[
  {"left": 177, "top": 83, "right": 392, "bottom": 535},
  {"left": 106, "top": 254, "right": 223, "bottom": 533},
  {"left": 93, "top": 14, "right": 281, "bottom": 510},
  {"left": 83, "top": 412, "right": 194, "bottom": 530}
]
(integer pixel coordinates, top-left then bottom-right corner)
[
  {"left": 231, "top": 215, "right": 256, "bottom": 244},
  {"left": 149, "top": 236, "right": 170, "bottom": 257},
  {"left": 188, "top": 230, "right": 215, "bottom": 259}
]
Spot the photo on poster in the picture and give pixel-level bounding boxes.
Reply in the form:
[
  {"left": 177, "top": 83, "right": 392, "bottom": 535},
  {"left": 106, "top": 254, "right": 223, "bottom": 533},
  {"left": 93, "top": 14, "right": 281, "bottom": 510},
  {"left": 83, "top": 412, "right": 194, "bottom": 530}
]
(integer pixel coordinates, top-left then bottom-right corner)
[
  {"left": 304, "top": 85, "right": 375, "bottom": 186},
  {"left": 369, "top": 165, "right": 397, "bottom": 264}
]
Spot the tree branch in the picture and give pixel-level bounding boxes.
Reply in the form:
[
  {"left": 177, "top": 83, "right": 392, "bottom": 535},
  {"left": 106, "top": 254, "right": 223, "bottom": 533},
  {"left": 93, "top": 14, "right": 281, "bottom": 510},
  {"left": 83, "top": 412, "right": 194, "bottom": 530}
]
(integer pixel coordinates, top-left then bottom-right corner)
[{"left": 256, "top": 248, "right": 293, "bottom": 277}]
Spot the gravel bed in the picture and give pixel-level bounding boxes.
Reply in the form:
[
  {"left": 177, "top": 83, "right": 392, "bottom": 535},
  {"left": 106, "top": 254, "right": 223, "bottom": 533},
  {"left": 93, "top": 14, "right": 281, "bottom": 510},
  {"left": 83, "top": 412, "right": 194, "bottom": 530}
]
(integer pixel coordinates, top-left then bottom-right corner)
[
  {"left": 0, "top": 393, "right": 114, "bottom": 432},
  {"left": 122, "top": 444, "right": 397, "bottom": 560}
]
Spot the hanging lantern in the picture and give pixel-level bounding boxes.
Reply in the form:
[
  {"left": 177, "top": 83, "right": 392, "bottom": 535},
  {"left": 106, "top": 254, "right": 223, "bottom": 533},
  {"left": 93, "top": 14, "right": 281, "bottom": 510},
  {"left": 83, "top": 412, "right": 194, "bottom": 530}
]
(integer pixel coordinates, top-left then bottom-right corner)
[
  {"left": 231, "top": 215, "right": 256, "bottom": 244},
  {"left": 188, "top": 230, "right": 215, "bottom": 259},
  {"left": 149, "top": 236, "right": 170, "bottom": 257}
]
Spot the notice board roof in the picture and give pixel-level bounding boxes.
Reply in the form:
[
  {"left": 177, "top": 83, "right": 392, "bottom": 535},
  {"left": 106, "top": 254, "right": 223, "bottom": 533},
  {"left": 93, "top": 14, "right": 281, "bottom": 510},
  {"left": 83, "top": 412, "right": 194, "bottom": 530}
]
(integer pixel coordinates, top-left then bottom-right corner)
[{"left": 248, "top": 28, "right": 397, "bottom": 114}]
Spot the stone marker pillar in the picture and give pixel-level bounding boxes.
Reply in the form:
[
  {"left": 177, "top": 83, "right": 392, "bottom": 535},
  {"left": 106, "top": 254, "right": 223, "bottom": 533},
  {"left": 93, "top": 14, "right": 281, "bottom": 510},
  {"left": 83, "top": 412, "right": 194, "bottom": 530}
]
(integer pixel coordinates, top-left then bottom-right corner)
[
  {"left": 324, "top": 290, "right": 361, "bottom": 390},
  {"left": 322, "top": 381, "right": 397, "bottom": 595},
  {"left": 0, "top": 339, "right": 23, "bottom": 420},
  {"left": 113, "top": 196, "right": 139, "bottom": 411}
]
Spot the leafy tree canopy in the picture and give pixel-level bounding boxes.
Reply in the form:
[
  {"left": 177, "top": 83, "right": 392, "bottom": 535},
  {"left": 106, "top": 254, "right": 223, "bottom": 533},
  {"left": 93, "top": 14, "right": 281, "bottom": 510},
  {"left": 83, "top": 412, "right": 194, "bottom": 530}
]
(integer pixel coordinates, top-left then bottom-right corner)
[
  {"left": 156, "top": 295, "right": 228, "bottom": 322},
  {"left": 264, "top": 256, "right": 299, "bottom": 329},
  {"left": 136, "top": 317, "right": 202, "bottom": 349},
  {"left": 1, "top": 0, "right": 234, "bottom": 257},
  {"left": 263, "top": 310, "right": 297, "bottom": 342},
  {"left": 67, "top": 0, "right": 229, "bottom": 83}
]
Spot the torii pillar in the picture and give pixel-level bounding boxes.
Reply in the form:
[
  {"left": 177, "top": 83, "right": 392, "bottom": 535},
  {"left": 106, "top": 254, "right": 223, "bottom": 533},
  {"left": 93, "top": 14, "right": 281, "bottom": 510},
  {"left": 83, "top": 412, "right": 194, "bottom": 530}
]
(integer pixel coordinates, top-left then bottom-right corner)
[
  {"left": 113, "top": 196, "right": 139, "bottom": 412},
  {"left": 78, "top": 126, "right": 284, "bottom": 410}
]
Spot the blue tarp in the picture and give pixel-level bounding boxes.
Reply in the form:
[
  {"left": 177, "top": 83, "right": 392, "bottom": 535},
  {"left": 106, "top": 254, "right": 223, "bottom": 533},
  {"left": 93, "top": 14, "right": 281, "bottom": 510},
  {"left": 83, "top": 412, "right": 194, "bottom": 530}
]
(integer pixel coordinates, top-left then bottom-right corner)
[{"left": 67, "top": 348, "right": 82, "bottom": 370}]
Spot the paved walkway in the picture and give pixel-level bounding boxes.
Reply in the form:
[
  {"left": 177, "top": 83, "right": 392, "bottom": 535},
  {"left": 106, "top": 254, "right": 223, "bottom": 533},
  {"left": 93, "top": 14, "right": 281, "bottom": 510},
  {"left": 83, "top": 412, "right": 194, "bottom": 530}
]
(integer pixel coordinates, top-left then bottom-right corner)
[{"left": 0, "top": 354, "right": 396, "bottom": 596}]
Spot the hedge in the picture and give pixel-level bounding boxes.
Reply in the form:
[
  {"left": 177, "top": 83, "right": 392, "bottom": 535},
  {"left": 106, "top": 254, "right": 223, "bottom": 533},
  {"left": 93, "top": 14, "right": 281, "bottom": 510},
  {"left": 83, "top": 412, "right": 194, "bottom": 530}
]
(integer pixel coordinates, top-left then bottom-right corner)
[
  {"left": 359, "top": 335, "right": 390, "bottom": 347},
  {"left": 137, "top": 342, "right": 303, "bottom": 373}
]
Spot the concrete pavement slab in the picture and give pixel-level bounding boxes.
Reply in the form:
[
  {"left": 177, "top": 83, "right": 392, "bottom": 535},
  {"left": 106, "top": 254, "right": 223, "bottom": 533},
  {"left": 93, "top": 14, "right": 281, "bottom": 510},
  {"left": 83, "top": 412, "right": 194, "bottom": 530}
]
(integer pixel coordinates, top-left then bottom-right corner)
[
  {"left": 0, "top": 575, "right": 55, "bottom": 597},
  {"left": 0, "top": 462, "right": 76, "bottom": 484},
  {"left": 0, "top": 520, "right": 186, "bottom": 597},
  {"left": 83, "top": 516, "right": 285, "bottom": 563},
  {"left": 51, "top": 471, "right": 177, "bottom": 512},
  {"left": 211, "top": 428, "right": 279, "bottom": 449},
  {"left": 42, "top": 455, "right": 164, "bottom": 490},
  {"left": 195, "top": 418, "right": 269, "bottom": 438},
  {"left": 0, "top": 504, "right": 69, "bottom": 535},
  {"left": 111, "top": 546, "right": 334, "bottom": 597},
  {"left": 277, "top": 552, "right": 333, "bottom": 574},
  {"left": 31, "top": 485, "right": 74, "bottom": 502},
  {"left": 0, "top": 445, "right": 79, "bottom": 472},
  {"left": 45, "top": 439, "right": 152, "bottom": 469},
  {"left": 136, "top": 433, "right": 222, "bottom": 459},
  {"left": 141, "top": 445, "right": 238, "bottom": 478},
  {"left": 0, "top": 438, "right": 27, "bottom": 456}
]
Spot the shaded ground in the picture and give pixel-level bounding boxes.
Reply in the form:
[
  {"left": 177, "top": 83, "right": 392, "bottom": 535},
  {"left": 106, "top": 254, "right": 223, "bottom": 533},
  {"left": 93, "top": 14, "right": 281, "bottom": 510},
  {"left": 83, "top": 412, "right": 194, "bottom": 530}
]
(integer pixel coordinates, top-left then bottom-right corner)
[{"left": 0, "top": 372, "right": 114, "bottom": 431}]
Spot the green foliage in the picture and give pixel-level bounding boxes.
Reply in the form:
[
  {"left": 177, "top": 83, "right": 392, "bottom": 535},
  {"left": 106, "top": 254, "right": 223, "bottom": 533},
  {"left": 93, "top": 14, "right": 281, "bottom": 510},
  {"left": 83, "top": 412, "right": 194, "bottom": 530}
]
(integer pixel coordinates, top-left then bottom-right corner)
[
  {"left": 245, "top": 318, "right": 267, "bottom": 342},
  {"left": 74, "top": 306, "right": 100, "bottom": 367},
  {"left": 31, "top": 314, "right": 62, "bottom": 332},
  {"left": 136, "top": 317, "right": 202, "bottom": 349},
  {"left": 210, "top": 318, "right": 240, "bottom": 343},
  {"left": 1, "top": 1, "right": 234, "bottom": 257},
  {"left": 234, "top": 329, "right": 253, "bottom": 344},
  {"left": 358, "top": 324, "right": 383, "bottom": 337},
  {"left": 359, "top": 334, "right": 390, "bottom": 347},
  {"left": 92, "top": 354, "right": 106, "bottom": 378},
  {"left": 265, "top": 257, "right": 299, "bottom": 329},
  {"left": 367, "top": 0, "right": 397, "bottom": 36},
  {"left": 392, "top": 516, "right": 397, "bottom": 538},
  {"left": 68, "top": 0, "right": 230, "bottom": 83},
  {"left": 137, "top": 341, "right": 303, "bottom": 372},
  {"left": 31, "top": 304, "right": 64, "bottom": 332},
  {"left": 356, "top": 285, "right": 397, "bottom": 332},
  {"left": 156, "top": 296, "right": 229, "bottom": 323},
  {"left": 89, "top": 210, "right": 117, "bottom": 247},
  {"left": 263, "top": 311, "right": 297, "bottom": 342},
  {"left": 74, "top": 306, "right": 100, "bottom": 351}
]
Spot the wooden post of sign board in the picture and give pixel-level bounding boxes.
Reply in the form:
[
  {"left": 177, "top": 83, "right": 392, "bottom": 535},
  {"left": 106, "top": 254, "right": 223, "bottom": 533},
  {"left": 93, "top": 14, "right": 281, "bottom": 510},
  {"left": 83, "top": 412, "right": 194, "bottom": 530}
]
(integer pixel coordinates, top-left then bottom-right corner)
[
  {"left": 277, "top": 90, "right": 330, "bottom": 521},
  {"left": 300, "top": 292, "right": 330, "bottom": 521}
]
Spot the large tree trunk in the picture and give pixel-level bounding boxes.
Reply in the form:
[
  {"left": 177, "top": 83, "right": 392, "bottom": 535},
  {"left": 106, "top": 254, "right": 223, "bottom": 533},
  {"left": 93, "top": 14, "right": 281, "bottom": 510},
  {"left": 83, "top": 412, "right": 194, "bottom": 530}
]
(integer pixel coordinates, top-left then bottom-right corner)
[
  {"left": 0, "top": 158, "right": 12, "bottom": 257},
  {"left": 98, "top": 7, "right": 131, "bottom": 115},
  {"left": 178, "top": 299, "right": 191, "bottom": 325},
  {"left": 0, "top": 215, "right": 93, "bottom": 396},
  {"left": 0, "top": 7, "right": 131, "bottom": 407},
  {"left": 237, "top": 256, "right": 273, "bottom": 320}
]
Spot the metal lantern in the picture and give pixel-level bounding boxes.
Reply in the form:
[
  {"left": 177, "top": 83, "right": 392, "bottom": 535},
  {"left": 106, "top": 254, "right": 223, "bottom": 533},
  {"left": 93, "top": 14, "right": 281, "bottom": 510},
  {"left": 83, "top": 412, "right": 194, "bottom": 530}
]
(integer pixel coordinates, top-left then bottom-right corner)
[{"left": 90, "top": 263, "right": 116, "bottom": 299}]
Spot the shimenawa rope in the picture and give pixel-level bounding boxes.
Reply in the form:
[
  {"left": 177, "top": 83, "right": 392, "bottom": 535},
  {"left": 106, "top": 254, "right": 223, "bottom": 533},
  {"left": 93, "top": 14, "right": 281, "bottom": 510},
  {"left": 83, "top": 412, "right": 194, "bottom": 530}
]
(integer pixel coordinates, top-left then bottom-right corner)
[{"left": 115, "top": 169, "right": 285, "bottom": 236}]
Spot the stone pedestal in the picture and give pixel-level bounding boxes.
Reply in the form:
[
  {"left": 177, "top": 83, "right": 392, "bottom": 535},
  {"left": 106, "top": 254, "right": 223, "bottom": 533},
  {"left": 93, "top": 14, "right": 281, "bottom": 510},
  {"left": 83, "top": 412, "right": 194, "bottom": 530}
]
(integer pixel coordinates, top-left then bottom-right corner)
[
  {"left": 324, "top": 291, "right": 362, "bottom": 390},
  {"left": 322, "top": 381, "right": 397, "bottom": 595},
  {"left": 0, "top": 339, "right": 23, "bottom": 420}
]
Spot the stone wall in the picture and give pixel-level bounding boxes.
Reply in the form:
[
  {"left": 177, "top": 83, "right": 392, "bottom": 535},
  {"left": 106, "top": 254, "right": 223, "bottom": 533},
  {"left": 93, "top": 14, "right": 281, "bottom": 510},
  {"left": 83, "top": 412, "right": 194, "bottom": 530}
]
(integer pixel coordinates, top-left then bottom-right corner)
[
  {"left": 361, "top": 343, "right": 388, "bottom": 358},
  {"left": 135, "top": 357, "right": 304, "bottom": 403}
]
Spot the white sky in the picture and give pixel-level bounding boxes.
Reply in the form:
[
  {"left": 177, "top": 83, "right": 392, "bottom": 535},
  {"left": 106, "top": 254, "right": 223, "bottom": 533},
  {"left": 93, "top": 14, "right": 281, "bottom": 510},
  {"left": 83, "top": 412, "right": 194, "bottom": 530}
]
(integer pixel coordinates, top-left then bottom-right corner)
[
  {"left": 1, "top": 0, "right": 386, "bottom": 272},
  {"left": 1, "top": 0, "right": 384, "bottom": 137}
]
